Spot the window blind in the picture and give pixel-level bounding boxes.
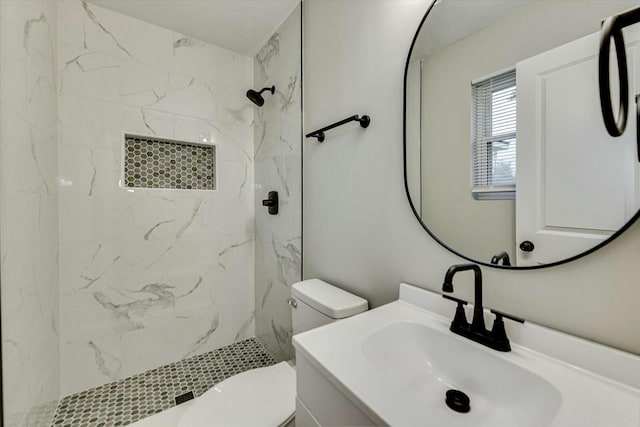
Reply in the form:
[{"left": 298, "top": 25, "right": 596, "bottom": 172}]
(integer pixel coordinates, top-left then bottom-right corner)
[{"left": 471, "top": 69, "right": 516, "bottom": 200}]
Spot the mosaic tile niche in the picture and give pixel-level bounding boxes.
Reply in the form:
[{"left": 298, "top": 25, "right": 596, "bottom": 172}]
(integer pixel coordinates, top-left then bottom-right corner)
[{"left": 124, "top": 135, "right": 216, "bottom": 190}]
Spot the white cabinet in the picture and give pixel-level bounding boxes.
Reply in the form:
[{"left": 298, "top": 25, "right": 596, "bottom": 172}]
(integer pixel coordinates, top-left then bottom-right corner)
[{"left": 295, "top": 353, "right": 380, "bottom": 427}]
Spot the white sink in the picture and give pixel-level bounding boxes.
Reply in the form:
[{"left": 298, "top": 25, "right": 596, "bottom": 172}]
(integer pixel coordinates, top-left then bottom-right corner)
[
  {"left": 362, "top": 321, "right": 561, "bottom": 426},
  {"left": 293, "top": 283, "right": 640, "bottom": 427}
]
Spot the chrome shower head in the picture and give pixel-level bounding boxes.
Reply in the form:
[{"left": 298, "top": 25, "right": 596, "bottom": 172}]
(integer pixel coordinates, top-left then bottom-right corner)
[{"left": 246, "top": 85, "right": 275, "bottom": 106}]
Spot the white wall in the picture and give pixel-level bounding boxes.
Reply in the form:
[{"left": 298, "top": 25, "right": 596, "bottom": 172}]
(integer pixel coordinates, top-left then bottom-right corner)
[
  {"left": 254, "top": 5, "right": 302, "bottom": 362},
  {"left": 0, "top": 0, "right": 60, "bottom": 425},
  {"left": 303, "top": 0, "right": 640, "bottom": 355},
  {"left": 57, "top": 0, "right": 255, "bottom": 395}
]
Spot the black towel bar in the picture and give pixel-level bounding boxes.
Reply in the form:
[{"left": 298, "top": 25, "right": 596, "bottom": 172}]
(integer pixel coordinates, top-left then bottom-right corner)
[{"left": 306, "top": 115, "right": 370, "bottom": 142}]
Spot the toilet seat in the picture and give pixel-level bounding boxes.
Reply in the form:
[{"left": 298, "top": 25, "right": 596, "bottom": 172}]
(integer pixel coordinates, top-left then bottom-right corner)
[{"left": 178, "top": 362, "right": 296, "bottom": 427}]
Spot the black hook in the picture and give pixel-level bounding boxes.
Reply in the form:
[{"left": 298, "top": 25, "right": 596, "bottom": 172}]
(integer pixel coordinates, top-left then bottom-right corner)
[
  {"left": 599, "top": 15, "right": 629, "bottom": 137},
  {"left": 598, "top": 6, "right": 640, "bottom": 162}
]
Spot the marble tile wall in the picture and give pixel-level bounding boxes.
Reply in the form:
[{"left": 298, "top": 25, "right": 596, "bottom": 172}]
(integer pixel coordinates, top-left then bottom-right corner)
[
  {"left": 0, "top": 0, "right": 61, "bottom": 426},
  {"left": 254, "top": 5, "right": 302, "bottom": 362},
  {"left": 56, "top": 0, "right": 256, "bottom": 396}
]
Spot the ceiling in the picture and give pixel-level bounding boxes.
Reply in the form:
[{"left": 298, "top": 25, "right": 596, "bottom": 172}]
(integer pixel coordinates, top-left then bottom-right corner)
[
  {"left": 88, "top": 0, "right": 300, "bottom": 57},
  {"left": 411, "top": 0, "right": 532, "bottom": 61}
]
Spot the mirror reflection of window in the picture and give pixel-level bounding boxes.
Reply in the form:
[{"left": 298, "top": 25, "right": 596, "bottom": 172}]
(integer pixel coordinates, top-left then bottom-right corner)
[{"left": 471, "top": 69, "right": 516, "bottom": 200}]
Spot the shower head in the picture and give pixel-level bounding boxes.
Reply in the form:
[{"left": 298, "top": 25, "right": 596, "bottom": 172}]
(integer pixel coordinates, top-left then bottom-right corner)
[{"left": 246, "top": 85, "right": 275, "bottom": 106}]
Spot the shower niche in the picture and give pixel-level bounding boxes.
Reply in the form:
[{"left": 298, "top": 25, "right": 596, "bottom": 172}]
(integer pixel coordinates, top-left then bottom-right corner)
[{"left": 123, "top": 134, "right": 216, "bottom": 191}]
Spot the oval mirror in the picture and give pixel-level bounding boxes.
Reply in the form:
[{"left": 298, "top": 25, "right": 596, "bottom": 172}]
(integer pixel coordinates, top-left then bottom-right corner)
[{"left": 405, "top": 0, "right": 640, "bottom": 269}]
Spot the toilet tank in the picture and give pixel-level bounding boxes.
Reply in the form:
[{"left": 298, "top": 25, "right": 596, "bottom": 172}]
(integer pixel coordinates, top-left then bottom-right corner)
[{"left": 291, "top": 279, "right": 368, "bottom": 335}]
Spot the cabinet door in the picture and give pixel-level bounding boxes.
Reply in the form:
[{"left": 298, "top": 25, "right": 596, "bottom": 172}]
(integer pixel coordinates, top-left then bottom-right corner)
[{"left": 516, "top": 28, "right": 640, "bottom": 266}]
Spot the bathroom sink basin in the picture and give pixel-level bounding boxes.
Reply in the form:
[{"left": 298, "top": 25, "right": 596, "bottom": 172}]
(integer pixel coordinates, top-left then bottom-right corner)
[
  {"left": 293, "top": 283, "right": 640, "bottom": 427},
  {"left": 362, "top": 321, "right": 561, "bottom": 426}
]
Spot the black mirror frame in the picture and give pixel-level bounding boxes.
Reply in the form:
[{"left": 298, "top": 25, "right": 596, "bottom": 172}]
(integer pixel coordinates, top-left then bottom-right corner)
[{"left": 402, "top": 3, "right": 640, "bottom": 270}]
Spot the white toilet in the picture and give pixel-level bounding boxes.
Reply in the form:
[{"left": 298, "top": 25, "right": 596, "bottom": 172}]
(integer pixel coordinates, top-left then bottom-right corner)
[{"left": 178, "top": 279, "right": 368, "bottom": 427}]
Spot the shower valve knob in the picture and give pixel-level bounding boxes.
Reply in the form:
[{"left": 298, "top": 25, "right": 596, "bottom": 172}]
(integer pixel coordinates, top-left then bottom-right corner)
[{"left": 262, "top": 191, "right": 278, "bottom": 215}]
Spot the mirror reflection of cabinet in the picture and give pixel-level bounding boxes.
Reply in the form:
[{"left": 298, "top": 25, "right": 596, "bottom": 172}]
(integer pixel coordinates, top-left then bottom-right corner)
[{"left": 405, "top": 0, "right": 640, "bottom": 269}]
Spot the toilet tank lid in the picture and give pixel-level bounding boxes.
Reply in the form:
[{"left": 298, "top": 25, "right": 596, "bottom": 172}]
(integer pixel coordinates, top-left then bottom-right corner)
[{"left": 292, "top": 279, "right": 368, "bottom": 319}]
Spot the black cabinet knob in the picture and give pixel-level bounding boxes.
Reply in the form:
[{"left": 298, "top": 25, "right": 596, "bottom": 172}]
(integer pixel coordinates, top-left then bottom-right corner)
[{"left": 519, "top": 240, "right": 535, "bottom": 252}]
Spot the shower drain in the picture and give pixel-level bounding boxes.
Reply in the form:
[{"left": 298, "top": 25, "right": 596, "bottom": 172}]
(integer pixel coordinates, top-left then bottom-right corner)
[{"left": 175, "top": 391, "right": 195, "bottom": 405}]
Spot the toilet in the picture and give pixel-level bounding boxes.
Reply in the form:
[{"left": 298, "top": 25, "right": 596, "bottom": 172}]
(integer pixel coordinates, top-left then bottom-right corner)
[{"left": 178, "top": 279, "right": 368, "bottom": 427}]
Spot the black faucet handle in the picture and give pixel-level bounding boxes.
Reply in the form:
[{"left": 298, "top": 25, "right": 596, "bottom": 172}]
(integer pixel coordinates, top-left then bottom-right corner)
[
  {"left": 443, "top": 294, "right": 469, "bottom": 332},
  {"left": 489, "top": 313, "right": 510, "bottom": 351},
  {"left": 442, "top": 294, "right": 468, "bottom": 305},
  {"left": 486, "top": 309, "right": 524, "bottom": 352},
  {"left": 490, "top": 309, "right": 525, "bottom": 324}
]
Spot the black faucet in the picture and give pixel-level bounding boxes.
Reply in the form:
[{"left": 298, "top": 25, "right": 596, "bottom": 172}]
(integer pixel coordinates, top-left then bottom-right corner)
[
  {"left": 490, "top": 251, "right": 511, "bottom": 266},
  {"left": 442, "top": 263, "right": 523, "bottom": 352}
]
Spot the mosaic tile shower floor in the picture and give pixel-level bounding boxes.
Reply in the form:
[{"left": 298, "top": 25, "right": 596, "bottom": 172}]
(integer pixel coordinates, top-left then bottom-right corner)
[{"left": 50, "top": 338, "right": 276, "bottom": 427}]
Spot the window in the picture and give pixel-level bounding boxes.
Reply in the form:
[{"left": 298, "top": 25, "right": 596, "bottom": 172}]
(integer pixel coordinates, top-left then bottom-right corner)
[{"left": 471, "top": 69, "right": 516, "bottom": 200}]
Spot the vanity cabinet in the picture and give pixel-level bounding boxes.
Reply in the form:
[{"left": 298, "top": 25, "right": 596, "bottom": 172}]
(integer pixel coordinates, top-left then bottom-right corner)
[{"left": 295, "top": 353, "right": 379, "bottom": 427}]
